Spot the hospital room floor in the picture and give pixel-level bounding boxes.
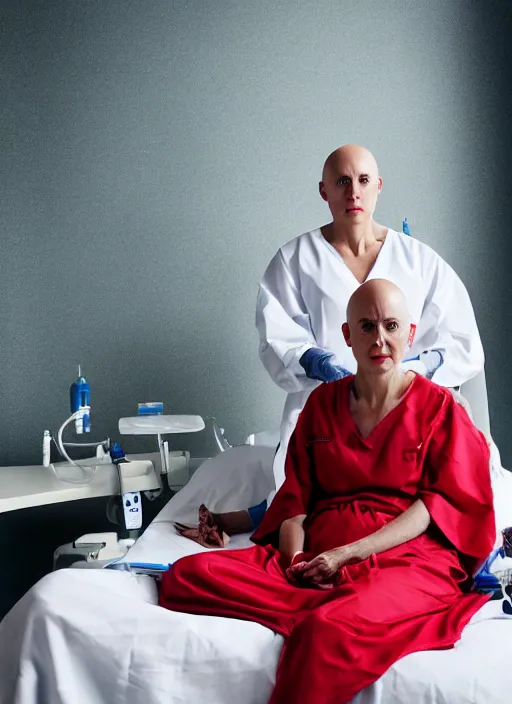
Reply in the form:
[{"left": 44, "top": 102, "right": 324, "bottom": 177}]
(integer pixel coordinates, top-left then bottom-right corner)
[{"left": 0, "top": 491, "right": 172, "bottom": 621}]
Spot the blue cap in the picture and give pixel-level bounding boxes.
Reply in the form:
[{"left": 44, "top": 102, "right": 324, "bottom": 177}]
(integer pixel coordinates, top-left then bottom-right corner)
[
  {"left": 70, "top": 376, "right": 90, "bottom": 413},
  {"left": 110, "top": 443, "right": 126, "bottom": 463}
]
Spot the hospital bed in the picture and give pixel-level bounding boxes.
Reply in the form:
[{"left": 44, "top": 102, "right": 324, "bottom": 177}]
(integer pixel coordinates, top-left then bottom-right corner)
[{"left": 0, "top": 372, "right": 510, "bottom": 704}]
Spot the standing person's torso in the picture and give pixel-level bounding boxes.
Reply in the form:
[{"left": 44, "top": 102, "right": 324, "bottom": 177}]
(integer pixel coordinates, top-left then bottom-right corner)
[{"left": 278, "top": 228, "right": 437, "bottom": 373}]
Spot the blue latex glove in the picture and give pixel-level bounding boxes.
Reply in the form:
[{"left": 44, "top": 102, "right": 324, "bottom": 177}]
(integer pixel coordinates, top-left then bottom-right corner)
[{"left": 300, "top": 348, "right": 350, "bottom": 383}]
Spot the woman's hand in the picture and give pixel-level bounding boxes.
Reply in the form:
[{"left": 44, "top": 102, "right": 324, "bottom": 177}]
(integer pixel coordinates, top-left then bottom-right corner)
[
  {"left": 291, "top": 544, "right": 361, "bottom": 587},
  {"left": 174, "top": 504, "right": 229, "bottom": 549},
  {"left": 284, "top": 551, "right": 310, "bottom": 586}
]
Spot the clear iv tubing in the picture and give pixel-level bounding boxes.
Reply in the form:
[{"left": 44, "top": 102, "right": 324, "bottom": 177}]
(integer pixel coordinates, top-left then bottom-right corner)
[
  {"left": 52, "top": 411, "right": 99, "bottom": 485},
  {"left": 63, "top": 441, "right": 109, "bottom": 448}
]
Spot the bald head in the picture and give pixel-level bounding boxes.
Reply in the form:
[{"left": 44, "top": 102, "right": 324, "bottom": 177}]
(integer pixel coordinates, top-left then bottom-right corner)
[
  {"left": 343, "top": 279, "right": 412, "bottom": 370},
  {"left": 346, "top": 279, "right": 408, "bottom": 326},
  {"left": 322, "top": 145, "right": 379, "bottom": 183},
  {"left": 320, "top": 145, "right": 382, "bottom": 223}
]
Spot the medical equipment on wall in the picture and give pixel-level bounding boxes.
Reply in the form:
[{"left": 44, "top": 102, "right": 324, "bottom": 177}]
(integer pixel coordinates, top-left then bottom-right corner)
[
  {"left": 45, "top": 369, "right": 205, "bottom": 494},
  {"left": 32, "top": 369, "right": 213, "bottom": 567},
  {"left": 52, "top": 413, "right": 206, "bottom": 570},
  {"left": 49, "top": 367, "right": 111, "bottom": 484},
  {"left": 70, "top": 365, "right": 91, "bottom": 434},
  {"left": 110, "top": 442, "right": 143, "bottom": 531},
  {"left": 43, "top": 370, "right": 167, "bottom": 504},
  {"left": 402, "top": 217, "right": 411, "bottom": 236},
  {"left": 38, "top": 365, "right": 110, "bottom": 484}
]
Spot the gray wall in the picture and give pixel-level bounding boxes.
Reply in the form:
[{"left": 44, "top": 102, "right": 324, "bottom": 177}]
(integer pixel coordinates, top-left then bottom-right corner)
[{"left": 1, "top": 5, "right": 511, "bottom": 464}]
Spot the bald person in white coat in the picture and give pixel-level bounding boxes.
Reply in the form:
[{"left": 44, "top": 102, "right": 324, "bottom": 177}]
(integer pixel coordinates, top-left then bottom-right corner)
[{"left": 257, "top": 144, "right": 484, "bottom": 496}]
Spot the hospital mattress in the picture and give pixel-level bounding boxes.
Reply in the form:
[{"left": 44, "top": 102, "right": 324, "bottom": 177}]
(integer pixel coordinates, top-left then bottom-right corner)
[{"left": 0, "top": 519, "right": 509, "bottom": 704}]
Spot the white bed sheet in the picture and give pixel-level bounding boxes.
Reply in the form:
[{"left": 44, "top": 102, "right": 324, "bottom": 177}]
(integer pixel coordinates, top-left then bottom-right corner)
[
  {"left": 0, "top": 442, "right": 511, "bottom": 704},
  {"left": 0, "top": 520, "right": 510, "bottom": 704}
]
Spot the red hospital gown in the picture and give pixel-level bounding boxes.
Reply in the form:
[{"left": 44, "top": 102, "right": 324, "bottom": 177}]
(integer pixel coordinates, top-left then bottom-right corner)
[{"left": 159, "top": 375, "right": 495, "bottom": 704}]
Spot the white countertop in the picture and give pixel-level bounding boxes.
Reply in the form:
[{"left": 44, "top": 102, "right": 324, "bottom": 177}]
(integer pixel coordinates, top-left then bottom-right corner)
[
  {"left": 0, "top": 463, "right": 122, "bottom": 513},
  {"left": 0, "top": 450, "right": 205, "bottom": 514}
]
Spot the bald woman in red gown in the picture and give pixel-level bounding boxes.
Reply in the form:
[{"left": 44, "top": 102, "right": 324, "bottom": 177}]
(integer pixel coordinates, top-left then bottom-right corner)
[{"left": 159, "top": 279, "right": 495, "bottom": 704}]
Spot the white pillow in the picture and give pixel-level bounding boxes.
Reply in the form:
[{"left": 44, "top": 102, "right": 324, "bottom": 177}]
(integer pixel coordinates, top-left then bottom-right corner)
[{"left": 154, "top": 445, "right": 276, "bottom": 526}]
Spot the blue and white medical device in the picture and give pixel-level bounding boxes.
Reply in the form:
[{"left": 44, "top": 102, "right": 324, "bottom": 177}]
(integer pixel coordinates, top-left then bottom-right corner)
[
  {"left": 70, "top": 365, "right": 91, "bottom": 434},
  {"left": 110, "top": 442, "right": 143, "bottom": 532},
  {"left": 48, "top": 365, "right": 110, "bottom": 484}
]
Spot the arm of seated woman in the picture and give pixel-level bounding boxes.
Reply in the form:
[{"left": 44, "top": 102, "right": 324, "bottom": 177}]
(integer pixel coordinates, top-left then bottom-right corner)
[
  {"left": 295, "top": 500, "right": 431, "bottom": 586},
  {"left": 278, "top": 514, "right": 307, "bottom": 566},
  {"left": 353, "top": 498, "right": 431, "bottom": 560}
]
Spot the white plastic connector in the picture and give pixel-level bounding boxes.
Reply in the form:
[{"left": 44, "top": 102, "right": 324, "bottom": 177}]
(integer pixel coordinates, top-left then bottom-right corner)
[
  {"left": 42, "top": 431, "right": 51, "bottom": 467},
  {"left": 74, "top": 532, "right": 135, "bottom": 561},
  {"left": 166, "top": 451, "right": 190, "bottom": 490},
  {"left": 116, "top": 460, "right": 160, "bottom": 495}
]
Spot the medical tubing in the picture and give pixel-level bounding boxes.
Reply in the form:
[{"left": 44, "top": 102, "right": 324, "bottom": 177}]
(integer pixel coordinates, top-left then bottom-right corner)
[
  {"left": 52, "top": 412, "right": 98, "bottom": 484},
  {"left": 209, "top": 416, "right": 232, "bottom": 453},
  {"left": 63, "top": 440, "right": 109, "bottom": 448}
]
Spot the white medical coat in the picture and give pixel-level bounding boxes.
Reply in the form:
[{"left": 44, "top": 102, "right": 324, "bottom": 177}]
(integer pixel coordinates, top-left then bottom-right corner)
[{"left": 256, "top": 228, "right": 484, "bottom": 491}]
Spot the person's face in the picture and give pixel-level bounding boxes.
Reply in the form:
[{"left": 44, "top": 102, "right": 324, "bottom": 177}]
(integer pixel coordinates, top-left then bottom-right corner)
[
  {"left": 319, "top": 150, "right": 382, "bottom": 224},
  {"left": 342, "top": 293, "right": 412, "bottom": 375}
]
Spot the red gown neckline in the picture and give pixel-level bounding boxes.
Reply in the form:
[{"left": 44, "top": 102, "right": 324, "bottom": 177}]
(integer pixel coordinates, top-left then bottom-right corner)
[{"left": 343, "top": 372, "right": 418, "bottom": 446}]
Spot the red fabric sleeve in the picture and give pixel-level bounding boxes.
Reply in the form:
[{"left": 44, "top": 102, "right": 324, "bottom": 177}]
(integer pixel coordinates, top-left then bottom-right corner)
[
  {"left": 420, "top": 393, "right": 495, "bottom": 575},
  {"left": 251, "top": 397, "right": 316, "bottom": 547}
]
